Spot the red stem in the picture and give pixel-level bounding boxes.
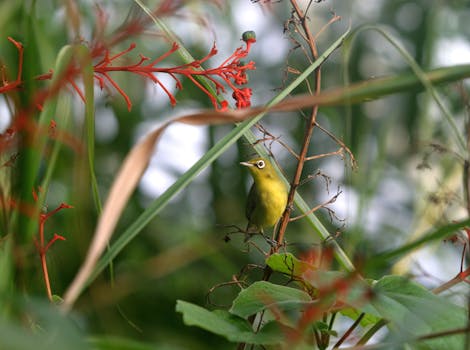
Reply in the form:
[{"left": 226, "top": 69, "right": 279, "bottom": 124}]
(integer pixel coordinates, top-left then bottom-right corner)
[
  {"left": 35, "top": 203, "right": 71, "bottom": 301},
  {"left": 40, "top": 252, "right": 53, "bottom": 301}
]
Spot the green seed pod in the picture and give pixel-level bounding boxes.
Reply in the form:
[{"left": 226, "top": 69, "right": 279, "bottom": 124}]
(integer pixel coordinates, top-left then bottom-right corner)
[{"left": 242, "top": 31, "right": 256, "bottom": 42}]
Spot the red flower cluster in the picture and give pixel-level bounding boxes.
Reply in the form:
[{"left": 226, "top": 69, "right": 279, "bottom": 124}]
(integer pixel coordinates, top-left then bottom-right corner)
[
  {"left": 91, "top": 30, "right": 257, "bottom": 111},
  {"left": 0, "top": 31, "right": 256, "bottom": 112}
]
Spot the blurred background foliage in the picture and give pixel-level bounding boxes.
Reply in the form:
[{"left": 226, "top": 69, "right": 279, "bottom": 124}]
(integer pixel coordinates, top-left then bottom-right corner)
[{"left": 1, "top": 0, "right": 470, "bottom": 348}]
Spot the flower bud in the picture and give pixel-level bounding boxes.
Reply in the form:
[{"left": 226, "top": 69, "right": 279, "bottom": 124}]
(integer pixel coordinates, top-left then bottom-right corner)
[{"left": 242, "top": 31, "right": 256, "bottom": 43}]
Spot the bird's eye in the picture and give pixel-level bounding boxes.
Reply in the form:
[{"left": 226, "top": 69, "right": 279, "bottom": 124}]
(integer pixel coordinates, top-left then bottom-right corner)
[{"left": 256, "top": 160, "right": 265, "bottom": 169}]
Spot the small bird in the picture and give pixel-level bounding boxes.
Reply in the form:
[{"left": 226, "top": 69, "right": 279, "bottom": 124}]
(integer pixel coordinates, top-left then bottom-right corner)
[{"left": 240, "top": 158, "right": 288, "bottom": 238}]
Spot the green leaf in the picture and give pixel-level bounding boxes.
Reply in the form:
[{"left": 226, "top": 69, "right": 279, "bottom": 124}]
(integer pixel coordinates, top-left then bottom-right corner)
[
  {"left": 368, "top": 275, "right": 466, "bottom": 349},
  {"left": 230, "top": 281, "right": 311, "bottom": 320},
  {"left": 267, "top": 254, "right": 383, "bottom": 329},
  {"left": 0, "top": 298, "right": 87, "bottom": 350},
  {"left": 236, "top": 262, "right": 381, "bottom": 334},
  {"left": 266, "top": 252, "right": 315, "bottom": 277},
  {"left": 17, "top": 43, "right": 76, "bottom": 243},
  {"left": 176, "top": 300, "right": 284, "bottom": 345},
  {"left": 0, "top": 236, "right": 13, "bottom": 315},
  {"left": 311, "top": 320, "right": 338, "bottom": 336},
  {"left": 340, "top": 308, "right": 381, "bottom": 327},
  {"left": 89, "top": 336, "right": 162, "bottom": 350},
  {"left": 267, "top": 253, "right": 369, "bottom": 309},
  {"left": 75, "top": 44, "right": 101, "bottom": 213},
  {"left": 51, "top": 294, "right": 64, "bottom": 306}
]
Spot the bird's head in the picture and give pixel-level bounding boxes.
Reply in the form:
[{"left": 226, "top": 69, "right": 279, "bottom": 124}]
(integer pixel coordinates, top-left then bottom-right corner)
[{"left": 240, "top": 158, "right": 276, "bottom": 181}]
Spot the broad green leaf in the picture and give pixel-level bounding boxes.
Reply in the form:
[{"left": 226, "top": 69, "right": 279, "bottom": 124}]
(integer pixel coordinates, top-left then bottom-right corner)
[
  {"left": 268, "top": 253, "right": 369, "bottom": 309},
  {"left": 340, "top": 307, "right": 381, "bottom": 327},
  {"left": 266, "top": 252, "right": 315, "bottom": 277},
  {"left": 229, "top": 281, "right": 311, "bottom": 320},
  {"left": 0, "top": 298, "right": 87, "bottom": 350},
  {"left": 176, "top": 300, "right": 284, "bottom": 345},
  {"left": 267, "top": 254, "right": 382, "bottom": 328},
  {"left": 368, "top": 275, "right": 466, "bottom": 349},
  {"left": 89, "top": 336, "right": 162, "bottom": 350}
]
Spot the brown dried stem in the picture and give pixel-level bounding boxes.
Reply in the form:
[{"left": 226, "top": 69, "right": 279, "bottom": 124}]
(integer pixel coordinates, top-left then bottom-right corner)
[
  {"left": 274, "top": 0, "right": 321, "bottom": 249},
  {"left": 289, "top": 190, "right": 342, "bottom": 222},
  {"left": 238, "top": 2, "right": 328, "bottom": 349}
]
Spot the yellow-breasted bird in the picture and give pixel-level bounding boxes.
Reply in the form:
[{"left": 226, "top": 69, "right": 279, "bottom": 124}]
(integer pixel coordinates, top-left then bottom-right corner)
[{"left": 241, "top": 158, "right": 288, "bottom": 237}]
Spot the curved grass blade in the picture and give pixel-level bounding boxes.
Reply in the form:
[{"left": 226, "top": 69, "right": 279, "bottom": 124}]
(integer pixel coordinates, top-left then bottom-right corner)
[
  {"left": 369, "top": 218, "right": 470, "bottom": 266},
  {"left": 343, "top": 24, "right": 466, "bottom": 152}
]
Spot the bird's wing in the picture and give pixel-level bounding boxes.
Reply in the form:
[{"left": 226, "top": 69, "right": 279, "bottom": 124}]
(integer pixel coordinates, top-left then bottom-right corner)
[{"left": 245, "top": 184, "right": 257, "bottom": 223}]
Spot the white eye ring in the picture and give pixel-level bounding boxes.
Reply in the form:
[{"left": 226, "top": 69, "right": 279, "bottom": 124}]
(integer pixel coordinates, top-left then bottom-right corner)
[{"left": 256, "top": 160, "right": 265, "bottom": 169}]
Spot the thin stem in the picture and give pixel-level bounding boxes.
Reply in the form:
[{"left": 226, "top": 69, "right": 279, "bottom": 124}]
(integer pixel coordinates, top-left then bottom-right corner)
[
  {"left": 433, "top": 267, "right": 470, "bottom": 294},
  {"left": 333, "top": 312, "right": 365, "bottom": 348},
  {"left": 38, "top": 214, "right": 53, "bottom": 301},
  {"left": 356, "top": 319, "right": 388, "bottom": 346},
  {"left": 289, "top": 191, "right": 341, "bottom": 222},
  {"left": 238, "top": 2, "right": 323, "bottom": 348},
  {"left": 457, "top": 79, "right": 470, "bottom": 350},
  {"left": 275, "top": 0, "right": 321, "bottom": 249},
  {"left": 36, "top": 204, "right": 70, "bottom": 301},
  {"left": 313, "top": 327, "right": 322, "bottom": 348},
  {"left": 40, "top": 251, "right": 53, "bottom": 301},
  {"left": 237, "top": 3, "right": 321, "bottom": 347}
]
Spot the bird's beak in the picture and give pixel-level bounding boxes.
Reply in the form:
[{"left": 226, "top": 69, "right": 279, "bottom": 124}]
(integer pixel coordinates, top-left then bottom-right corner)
[{"left": 240, "top": 161, "right": 253, "bottom": 167}]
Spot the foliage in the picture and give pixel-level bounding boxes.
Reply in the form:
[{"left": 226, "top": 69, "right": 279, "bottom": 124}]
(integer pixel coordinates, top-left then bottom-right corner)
[{"left": 1, "top": 0, "right": 470, "bottom": 349}]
